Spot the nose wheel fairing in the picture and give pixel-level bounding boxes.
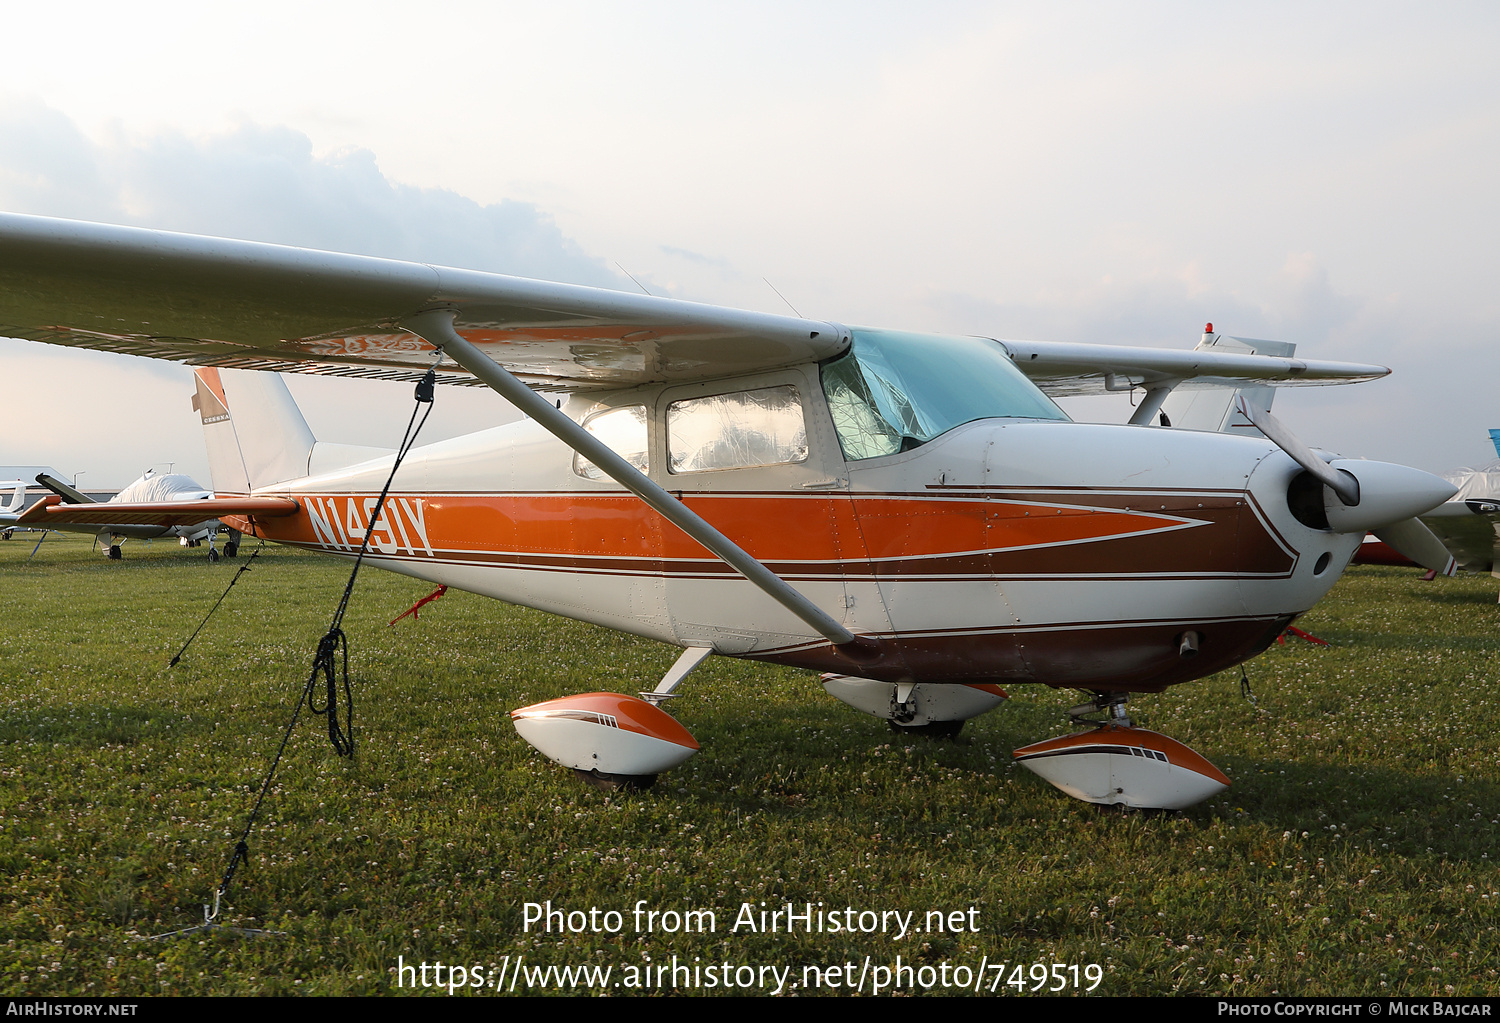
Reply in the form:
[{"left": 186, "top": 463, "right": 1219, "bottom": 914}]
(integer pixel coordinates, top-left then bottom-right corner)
[
  {"left": 510, "top": 692, "right": 700, "bottom": 784},
  {"left": 1014, "top": 723, "right": 1230, "bottom": 810}
]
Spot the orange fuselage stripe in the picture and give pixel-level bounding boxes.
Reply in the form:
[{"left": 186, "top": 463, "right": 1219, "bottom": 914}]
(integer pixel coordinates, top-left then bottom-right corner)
[{"left": 249, "top": 492, "right": 1193, "bottom": 563}]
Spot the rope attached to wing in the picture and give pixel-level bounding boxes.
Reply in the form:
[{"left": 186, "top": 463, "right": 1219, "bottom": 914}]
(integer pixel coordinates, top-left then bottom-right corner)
[
  {"left": 149, "top": 360, "right": 440, "bottom": 940},
  {"left": 303, "top": 358, "right": 438, "bottom": 757}
]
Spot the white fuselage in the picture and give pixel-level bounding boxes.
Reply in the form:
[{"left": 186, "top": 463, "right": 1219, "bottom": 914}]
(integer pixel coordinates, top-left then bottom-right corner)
[{"left": 237, "top": 361, "right": 1357, "bottom": 693}]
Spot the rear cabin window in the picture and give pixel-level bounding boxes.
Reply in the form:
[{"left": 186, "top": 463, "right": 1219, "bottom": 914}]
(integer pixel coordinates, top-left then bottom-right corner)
[
  {"left": 667, "top": 385, "right": 808, "bottom": 473},
  {"left": 573, "top": 405, "right": 649, "bottom": 480}
]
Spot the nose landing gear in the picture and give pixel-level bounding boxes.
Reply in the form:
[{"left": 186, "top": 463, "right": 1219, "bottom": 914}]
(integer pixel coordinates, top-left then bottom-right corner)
[{"left": 1013, "top": 692, "right": 1230, "bottom": 810}]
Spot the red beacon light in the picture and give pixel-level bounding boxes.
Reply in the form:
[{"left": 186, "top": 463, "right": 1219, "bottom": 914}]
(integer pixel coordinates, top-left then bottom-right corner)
[{"left": 1203, "top": 322, "right": 1214, "bottom": 335}]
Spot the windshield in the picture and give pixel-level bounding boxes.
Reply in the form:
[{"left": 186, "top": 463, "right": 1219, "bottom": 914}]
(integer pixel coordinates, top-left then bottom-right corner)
[{"left": 820, "top": 328, "right": 1068, "bottom": 460}]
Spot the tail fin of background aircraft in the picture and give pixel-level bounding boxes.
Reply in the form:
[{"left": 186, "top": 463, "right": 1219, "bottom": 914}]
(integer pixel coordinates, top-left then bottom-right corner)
[
  {"left": 0, "top": 480, "right": 24, "bottom": 516},
  {"left": 192, "top": 368, "right": 395, "bottom": 494},
  {"left": 1489, "top": 429, "right": 1500, "bottom": 460},
  {"left": 1157, "top": 328, "right": 1295, "bottom": 436}
]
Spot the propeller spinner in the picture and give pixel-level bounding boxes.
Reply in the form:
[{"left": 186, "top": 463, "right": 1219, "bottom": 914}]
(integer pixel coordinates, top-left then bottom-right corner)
[{"left": 1235, "top": 398, "right": 1458, "bottom": 576}]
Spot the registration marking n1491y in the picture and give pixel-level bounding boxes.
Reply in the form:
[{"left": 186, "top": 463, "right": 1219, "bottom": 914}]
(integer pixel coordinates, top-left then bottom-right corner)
[{"left": 305, "top": 495, "right": 433, "bottom": 556}]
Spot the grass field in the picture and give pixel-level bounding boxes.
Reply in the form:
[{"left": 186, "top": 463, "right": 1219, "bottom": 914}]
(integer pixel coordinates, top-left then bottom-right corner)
[{"left": 1, "top": 532, "right": 1496, "bottom": 997}]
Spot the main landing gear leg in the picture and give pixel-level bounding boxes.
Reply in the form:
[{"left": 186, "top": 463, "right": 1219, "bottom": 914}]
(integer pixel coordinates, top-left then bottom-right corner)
[
  {"left": 1013, "top": 691, "right": 1230, "bottom": 810},
  {"left": 510, "top": 646, "right": 710, "bottom": 792}
]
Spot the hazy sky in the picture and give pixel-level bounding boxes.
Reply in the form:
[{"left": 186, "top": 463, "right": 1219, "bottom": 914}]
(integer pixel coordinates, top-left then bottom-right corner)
[{"left": 2, "top": 2, "right": 1497, "bottom": 485}]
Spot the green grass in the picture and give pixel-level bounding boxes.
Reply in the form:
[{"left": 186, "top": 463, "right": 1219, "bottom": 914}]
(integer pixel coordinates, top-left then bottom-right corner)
[{"left": 1, "top": 533, "right": 1497, "bottom": 996}]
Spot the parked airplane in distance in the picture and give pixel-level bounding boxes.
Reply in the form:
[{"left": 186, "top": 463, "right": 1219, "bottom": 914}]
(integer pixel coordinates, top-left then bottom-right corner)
[
  {"left": 1356, "top": 431, "right": 1499, "bottom": 588},
  {"left": 1, "top": 469, "right": 241, "bottom": 559}
]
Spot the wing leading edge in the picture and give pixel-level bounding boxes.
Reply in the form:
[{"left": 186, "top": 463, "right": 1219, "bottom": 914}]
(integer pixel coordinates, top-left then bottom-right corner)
[
  {"left": 0, "top": 213, "right": 848, "bottom": 391},
  {"left": 0, "top": 213, "right": 1387, "bottom": 393},
  {"left": 1000, "top": 338, "right": 1388, "bottom": 398}
]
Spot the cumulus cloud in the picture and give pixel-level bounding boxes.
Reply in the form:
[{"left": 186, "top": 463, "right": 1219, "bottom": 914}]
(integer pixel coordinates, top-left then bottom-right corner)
[
  {"left": 0, "top": 101, "right": 624, "bottom": 486},
  {"left": 0, "top": 99, "right": 618, "bottom": 285},
  {"left": 0, "top": 103, "right": 118, "bottom": 223}
]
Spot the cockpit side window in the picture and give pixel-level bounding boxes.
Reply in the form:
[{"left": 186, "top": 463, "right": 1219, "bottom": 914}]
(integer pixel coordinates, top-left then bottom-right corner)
[
  {"left": 666, "top": 385, "right": 808, "bottom": 473},
  {"left": 820, "top": 329, "right": 1068, "bottom": 461}
]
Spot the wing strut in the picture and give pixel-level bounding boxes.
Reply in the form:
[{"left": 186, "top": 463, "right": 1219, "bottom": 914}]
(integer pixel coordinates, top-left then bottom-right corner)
[
  {"left": 402, "top": 308, "right": 871, "bottom": 653},
  {"left": 1127, "top": 382, "right": 1179, "bottom": 426}
]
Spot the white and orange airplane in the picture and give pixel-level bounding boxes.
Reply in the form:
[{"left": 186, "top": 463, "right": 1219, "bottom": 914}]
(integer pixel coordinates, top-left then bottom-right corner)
[{"left": 0, "top": 212, "right": 1460, "bottom": 808}]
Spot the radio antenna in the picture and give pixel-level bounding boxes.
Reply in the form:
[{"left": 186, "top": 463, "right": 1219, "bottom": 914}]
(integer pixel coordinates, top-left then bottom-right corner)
[{"left": 763, "top": 277, "right": 802, "bottom": 318}]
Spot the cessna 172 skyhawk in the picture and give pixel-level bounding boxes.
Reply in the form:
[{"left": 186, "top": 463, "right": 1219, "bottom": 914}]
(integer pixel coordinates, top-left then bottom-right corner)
[{"left": 0, "top": 212, "right": 1460, "bottom": 809}]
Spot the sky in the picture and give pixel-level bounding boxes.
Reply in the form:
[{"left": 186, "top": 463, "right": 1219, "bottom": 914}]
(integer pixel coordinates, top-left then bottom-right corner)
[{"left": 1, "top": 1, "right": 1497, "bottom": 486}]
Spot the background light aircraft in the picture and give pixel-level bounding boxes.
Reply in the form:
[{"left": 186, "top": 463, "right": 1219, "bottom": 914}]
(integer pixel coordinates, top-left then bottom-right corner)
[
  {"left": 2, "top": 465, "right": 241, "bottom": 555},
  {"left": 1356, "top": 431, "right": 1500, "bottom": 590},
  {"left": 0, "top": 212, "right": 1462, "bottom": 809},
  {"left": 1426, "top": 450, "right": 1500, "bottom": 577},
  {"left": 0, "top": 468, "right": 242, "bottom": 559}
]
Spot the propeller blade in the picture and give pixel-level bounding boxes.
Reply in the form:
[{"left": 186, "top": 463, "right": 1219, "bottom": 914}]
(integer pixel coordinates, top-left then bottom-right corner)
[
  {"left": 1235, "top": 396, "right": 1359, "bottom": 506},
  {"left": 1372, "top": 518, "right": 1458, "bottom": 577}
]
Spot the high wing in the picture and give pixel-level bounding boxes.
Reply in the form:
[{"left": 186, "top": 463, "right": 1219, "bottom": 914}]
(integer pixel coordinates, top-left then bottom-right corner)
[
  {"left": 0, "top": 213, "right": 846, "bottom": 391},
  {"left": 0, "top": 213, "right": 1386, "bottom": 392},
  {"left": 1000, "top": 337, "right": 1388, "bottom": 398}
]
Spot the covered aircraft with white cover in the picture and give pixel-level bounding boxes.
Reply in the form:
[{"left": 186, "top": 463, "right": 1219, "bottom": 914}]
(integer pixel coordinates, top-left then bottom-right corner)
[
  {"left": 0, "top": 212, "right": 1462, "bottom": 809},
  {"left": 1358, "top": 431, "right": 1500, "bottom": 582},
  {"left": 0, "top": 468, "right": 241, "bottom": 559},
  {"left": 1424, "top": 433, "right": 1500, "bottom": 576}
]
